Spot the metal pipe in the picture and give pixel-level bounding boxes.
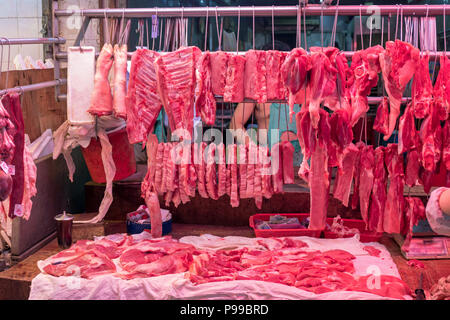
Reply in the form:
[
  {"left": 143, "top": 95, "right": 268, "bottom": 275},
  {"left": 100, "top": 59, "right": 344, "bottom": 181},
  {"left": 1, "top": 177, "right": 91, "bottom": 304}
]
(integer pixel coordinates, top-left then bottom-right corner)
[
  {"left": 0, "top": 37, "right": 65, "bottom": 45},
  {"left": 54, "top": 50, "right": 450, "bottom": 60},
  {"left": 0, "top": 79, "right": 67, "bottom": 96},
  {"left": 54, "top": 5, "right": 450, "bottom": 18}
]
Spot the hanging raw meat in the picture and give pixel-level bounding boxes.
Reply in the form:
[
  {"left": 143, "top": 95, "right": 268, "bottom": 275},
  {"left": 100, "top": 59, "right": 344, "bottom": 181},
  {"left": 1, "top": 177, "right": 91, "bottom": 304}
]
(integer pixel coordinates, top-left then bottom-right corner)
[
  {"left": 443, "top": 120, "right": 450, "bottom": 171},
  {"left": 411, "top": 53, "right": 433, "bottom": 119},
  {"left": 155, "top": 46, "right": 202, "bottom": 136},
  {"left": 246, "top": 141, "right": 257, "bottom": 199},
  {"left": 401, "top": 197, "right": 426, "bottom": 252},
  {"left": 266, "top": 50, "right": 287, "bottom": 101},
  {"left": 368, "top": 147, "right": 387, "bottom": 233},
  {"left": 405, "top": 148, "right": 421, "bottom": 188},
  {"left": 419, "top": 104, "right": 442, "bottom": 173},
  {"left": 196, "top": 142, "right": 208, "bottom": 198},
  {"left": 398, "top": 103, "right": 418, "bottom": 154},
  {"left": 307, "top": 47, "right": 339, "bottom": 128},
  {"left": 308, "top": 141, "right": 330, "bottom": 231},
  {"left": 271, "top": 142, "right": 284, "bottom": 194},
  {"left": 332, "top": 143, "right": 359, "bottom": 207},
  {"left": 239, "top": 144, "right": 248, "bottom": 198},
  {"left": 88, "top": 43, "right": 114, "bottom": 116},
  {"left": 296, "top": 109, "right": 332, "bottom": 230},
  {"left": 1, "top": 93, "right": 25, "bottom": 218},
  {"left": 348, "top": 45, "right": 384, "bottom": 126},
  {"left": 223, "top": 54, "right": 246, "bottom": 103},
  {"left": 126, "top": 49, "right": 162, "bottom": 145},
  {"left": 210, "top": 51, "right": 230, "bottom": 97},
  {"left": 228, "top": 144, "right": 239, "bottom": 208},
  {"left": 205, "top": 143, "right": 218, "bottom": 200},
  {"left": 433, "top": 54, "right": 450, "bottom": 121},
  {"left": 195, "top": 51, "right": 217, "bottom": 125},
  {"left": 259, "top": 145, "right": 273, "bottom": 200},
  {"left": 282, "top": 141, "right": 295, "bottom": 184},
  {"left": 254, "top": 149, "right": 263, "bottom": 209},
  {"left": 329, "top": 109, "right": 353, "bottom": 167},
  {"left": 359, "top": 145, "right": 375, "bottom": 228},
  {"left": 383, "top": 144, "right": 405, "bottom": 234},
  {"left": 351, "top": 142, "right": 365, "bottom": 211},
  {"left": 327, "top": 50, "right": 352, "bottom": 117},
  {"left": 244, "top": 50, "right": 267, "bottom": 103},
  {"left": 217, "top": 143, "right": 227, "bottom": 198},
  {"left": 373, "top": 97, "right": 390, "bottom": 136},
  {"left": 379, "top": 40, "right": 420, "bottom": 140},
  {"left": 281, "top": 47, "right": 311, "bottom": 120},
  {"left": 112, "top": 44, "right": 128, "bottom": 119}
]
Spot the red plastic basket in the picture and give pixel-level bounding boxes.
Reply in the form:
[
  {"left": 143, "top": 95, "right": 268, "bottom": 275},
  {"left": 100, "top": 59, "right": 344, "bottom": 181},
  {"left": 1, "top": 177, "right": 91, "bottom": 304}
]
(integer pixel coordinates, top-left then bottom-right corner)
[
  {"left": 249, "top": 213, "right": 322, "bottom": 238},
  {"left": 323, "top": 217, "right": 383, "bottom": 243}
]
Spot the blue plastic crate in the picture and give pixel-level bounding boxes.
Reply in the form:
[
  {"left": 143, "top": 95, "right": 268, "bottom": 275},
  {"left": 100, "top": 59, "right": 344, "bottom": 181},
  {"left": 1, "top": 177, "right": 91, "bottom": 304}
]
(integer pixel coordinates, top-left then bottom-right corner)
[{"left": 126, "top": 219, "right": 172, "bottom": 235}]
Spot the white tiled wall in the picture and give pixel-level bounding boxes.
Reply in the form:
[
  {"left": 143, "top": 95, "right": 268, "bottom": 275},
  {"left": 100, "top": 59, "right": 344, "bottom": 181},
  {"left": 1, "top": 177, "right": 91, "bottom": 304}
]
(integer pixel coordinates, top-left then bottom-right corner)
[
  {"left": 0, "top": 0, "right": 43, "bottom": 70},
  {"left": 0, "top": 0, "right": 101, "bottom": 70}
]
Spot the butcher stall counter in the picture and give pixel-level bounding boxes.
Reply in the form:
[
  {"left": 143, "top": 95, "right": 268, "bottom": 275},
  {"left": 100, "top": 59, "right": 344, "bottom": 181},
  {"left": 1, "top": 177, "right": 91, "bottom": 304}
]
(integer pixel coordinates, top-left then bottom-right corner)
[{"left": 0, "top": 217, "right": 449, "bottom": 300}]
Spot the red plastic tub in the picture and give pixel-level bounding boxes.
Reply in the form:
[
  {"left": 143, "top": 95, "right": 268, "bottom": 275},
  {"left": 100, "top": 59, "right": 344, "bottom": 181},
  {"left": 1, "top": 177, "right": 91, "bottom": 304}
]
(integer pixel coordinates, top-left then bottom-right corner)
[
  {"left": 81, "top": 128, "right": 136, "bottom": 183},
  {"left": 323, "top": 217, "right": 383, "bottom": 243},
  {"left": 249, "top": 213, "right": 322, "bottom": 238}
]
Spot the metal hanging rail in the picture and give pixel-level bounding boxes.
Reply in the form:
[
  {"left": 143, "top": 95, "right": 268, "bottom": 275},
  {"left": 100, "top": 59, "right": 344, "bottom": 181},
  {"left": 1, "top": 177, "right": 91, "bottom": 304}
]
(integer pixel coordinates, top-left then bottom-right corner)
[
  {"left": 0, "top": 38, "right": 65, "bottom": 45},
  {"left": 54, "top": 5, "right": 450, "bottom": 18},
  {"left": 53, "top": 50, "right": 450, "bottom": 61},
  {"left": 0, "top": 79, "right": 67, "bottom": 97}
]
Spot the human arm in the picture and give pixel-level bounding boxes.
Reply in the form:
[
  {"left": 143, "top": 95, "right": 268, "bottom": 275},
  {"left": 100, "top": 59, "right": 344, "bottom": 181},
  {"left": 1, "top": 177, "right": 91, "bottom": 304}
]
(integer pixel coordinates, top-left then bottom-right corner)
[
  {"left": 229, "top": 102, "right": 256, "bottom": 145},
  {"left": 439, "top": 188, "right": 450, "bottom": 216}
]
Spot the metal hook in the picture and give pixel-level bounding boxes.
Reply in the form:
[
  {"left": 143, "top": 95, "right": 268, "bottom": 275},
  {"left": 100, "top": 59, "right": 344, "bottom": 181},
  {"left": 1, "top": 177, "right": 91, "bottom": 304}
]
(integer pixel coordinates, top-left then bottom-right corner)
[
  {"left": 204, "top": 6, "right": 209, "bottom": 51},
  {"left": 444, "top": 3, "right": 447, "bottom": 54},
  {"left": 236, "top": 5, "right": 240, "bottom": 53},
  {"left": 331, "top": 0, "right": 340, "bottom": 47},
  {"left": 359, "top": 5, "right": 363, "bottom": 50},
  {"left": 1, "top": 38, "right": 11, "bottom": 89},
  {"left": 321, "top": 2, "right": 324, "bottom": 49},
  {"left": 252, "top": 5, "right": 255, "bottom": 50},
  {"left": 104, "top": 9, "right": 110, "bottom": 45},
  {"left": 272, "top": 5, "right": 275, "bottom": 50}
]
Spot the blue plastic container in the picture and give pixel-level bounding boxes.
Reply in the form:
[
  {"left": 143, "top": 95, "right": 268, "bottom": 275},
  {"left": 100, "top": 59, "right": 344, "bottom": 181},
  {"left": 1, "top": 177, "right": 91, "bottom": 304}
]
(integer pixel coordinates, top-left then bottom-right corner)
[{"left": 126, "top": 219, "right": 172, "bottom": 235}]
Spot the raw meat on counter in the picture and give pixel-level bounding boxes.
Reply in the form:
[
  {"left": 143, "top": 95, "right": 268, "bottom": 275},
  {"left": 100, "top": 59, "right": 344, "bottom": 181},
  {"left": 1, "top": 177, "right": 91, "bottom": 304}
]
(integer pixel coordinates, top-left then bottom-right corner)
[
  {"left": 88, "top": 43, "right": 114, "bottom": 116},
  {"left": 39, "top": 234, "right": 412, "bottom": 300}
]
